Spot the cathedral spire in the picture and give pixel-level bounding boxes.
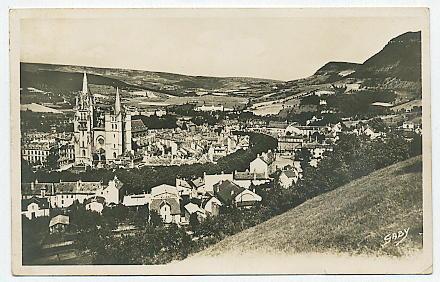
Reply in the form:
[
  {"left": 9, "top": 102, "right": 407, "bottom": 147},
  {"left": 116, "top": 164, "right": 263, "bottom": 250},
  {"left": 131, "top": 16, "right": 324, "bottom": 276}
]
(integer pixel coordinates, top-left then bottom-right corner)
[
  {"left": 82, "top": 72, "right": 88, "bottom": 95},
  {"left": 115, "top": 87, "right": 121, "bottom": 114}
]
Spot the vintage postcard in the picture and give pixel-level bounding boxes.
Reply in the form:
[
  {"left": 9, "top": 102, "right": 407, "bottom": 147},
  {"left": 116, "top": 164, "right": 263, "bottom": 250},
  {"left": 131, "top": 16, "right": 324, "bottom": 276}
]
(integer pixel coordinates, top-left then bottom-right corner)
[{"left": 10, "top": 8, "right": 432, "bottom": 275}]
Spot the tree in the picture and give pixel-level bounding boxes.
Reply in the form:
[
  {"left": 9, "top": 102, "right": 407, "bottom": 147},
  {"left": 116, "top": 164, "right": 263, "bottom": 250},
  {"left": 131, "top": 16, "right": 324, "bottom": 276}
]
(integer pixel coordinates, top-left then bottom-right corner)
[
  {"left": 21, "top": 159, "right": 35, "bottom": 183},
  {"left": 189, "top": 213, "right": 200, "bottom": 232},
  {"left": 409, "top": 134, "right": 422, "bottom": 157},
  {"left": 46, "top": 149, "right": 60, "bottom": 169},
  {"left": 148, "top": 210, "right": 163, "bottom": 228}
]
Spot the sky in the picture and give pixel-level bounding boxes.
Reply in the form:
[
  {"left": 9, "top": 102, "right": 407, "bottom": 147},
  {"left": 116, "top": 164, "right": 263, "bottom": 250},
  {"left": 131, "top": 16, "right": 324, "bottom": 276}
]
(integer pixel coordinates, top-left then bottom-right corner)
[{"left": 20, "top": 9, "right": 425, "bottom": 81}]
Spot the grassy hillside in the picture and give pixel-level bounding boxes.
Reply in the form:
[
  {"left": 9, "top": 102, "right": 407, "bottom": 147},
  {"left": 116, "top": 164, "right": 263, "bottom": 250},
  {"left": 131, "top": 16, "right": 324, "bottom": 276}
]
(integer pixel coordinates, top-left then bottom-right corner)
[
  {"left": 196, "top": 156, "right": 423, "bottom": 257},
  {"left": 20, "top": 62, "right": 280, "bottom": 98}
]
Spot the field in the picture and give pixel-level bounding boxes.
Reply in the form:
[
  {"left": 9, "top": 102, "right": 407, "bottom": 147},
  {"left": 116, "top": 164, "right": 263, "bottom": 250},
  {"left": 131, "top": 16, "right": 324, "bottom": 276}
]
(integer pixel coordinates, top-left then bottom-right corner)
[
  {"left": 124, "top": 94, "right": 249, "bottom": 110},
  {"left": 193, "top": 156, "right": 423, "bottom": 258}
]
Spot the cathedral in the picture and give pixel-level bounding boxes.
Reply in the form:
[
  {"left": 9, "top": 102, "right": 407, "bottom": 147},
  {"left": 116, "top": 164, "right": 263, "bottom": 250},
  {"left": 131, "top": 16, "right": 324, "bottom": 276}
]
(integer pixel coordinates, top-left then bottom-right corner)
[{"left": 73, "top": 73, "right": 132, "bottom": 166}]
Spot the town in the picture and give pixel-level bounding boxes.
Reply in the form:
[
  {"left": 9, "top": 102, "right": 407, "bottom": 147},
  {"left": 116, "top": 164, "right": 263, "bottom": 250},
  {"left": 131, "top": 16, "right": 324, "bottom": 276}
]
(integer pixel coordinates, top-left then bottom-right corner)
[{"left": 20, "top": 67, "right": 422, "bottom": 264}]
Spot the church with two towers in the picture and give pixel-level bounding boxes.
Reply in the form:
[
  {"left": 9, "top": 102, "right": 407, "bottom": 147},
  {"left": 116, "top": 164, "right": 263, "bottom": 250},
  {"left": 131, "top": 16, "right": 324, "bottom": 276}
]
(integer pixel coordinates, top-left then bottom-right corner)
[{"left": 73, "top": 73, "right": 133, "bottom": 166}]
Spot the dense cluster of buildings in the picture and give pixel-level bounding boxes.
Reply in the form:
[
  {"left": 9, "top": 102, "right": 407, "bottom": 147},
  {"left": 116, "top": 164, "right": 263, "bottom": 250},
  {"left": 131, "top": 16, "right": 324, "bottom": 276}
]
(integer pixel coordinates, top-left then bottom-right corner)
[
  {"left": 20, "top": 73, "right": 251, "bottom": 170},
  {"left": 139, "top": 126, "right": 249, "bottom": 166},
  {"left": 20, "top": 73, "right": 423, "bottom": 236},
  {"left": 21, "top": 150, "right": 281, "bottom": 227}
]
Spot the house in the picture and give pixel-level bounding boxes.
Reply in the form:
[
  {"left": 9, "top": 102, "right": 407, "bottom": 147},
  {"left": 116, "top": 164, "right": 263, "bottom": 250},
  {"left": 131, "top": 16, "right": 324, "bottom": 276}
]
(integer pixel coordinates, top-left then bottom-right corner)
[
  {"left": 175, "top": 178, "right": 194, "bottom": 196},
  {"left": 249, "top": 150, "right": 275, "bottom": 178},
  {"left": 150, "top": 183, "right": 182, "bottom": 224},
  {"left": 279, "top": 169, "right": 299, "bottom": 188},
  {"left": 84, "top": 196, "right": 106, "bottom": 214},
  {"left": 278, "top": 134, "right": 303, "bottom": 153},
  {"left": 213, "top": 180, "right": 245, "bottom": 206},
  {"left": 21, "top": 197, "right": 50, "bottom": 220},
  {"left": 189, "top": 177, "right": 205, "bottom": 196},
  {"left": 234, "top": 189, "right": 262, "bottom": 208},
  {"left": 202, "top": 196, "right": 222, "bottom": 216},
  {"left": 233, "top": 170, "right": 270, "bottom": 189},
  {"left": 363, "top": 127, "right": 381, "bottom": 139},
  {"left": 285, "top": 125, "right": 303, "bottom": 136},
  {"left": 150, "top": 198, "right": 181, "bottom": 224},
  {"left": 95, "top": 176, "right": 124, "bottom": 205},
  {"left": 203, "top": 172, "right": 233, "bottom": 194},
  {"left": 21, "top": 180, "right": 104, "bottom": 208},
  {"left": 22, "top": 178, "right": 125, "bottom": 208},
  {"left": 49, "top": 214, "right": 70, "bottom": 233},
  {"left": 175, "top": 177, "right": 206, "bottom": 197},
  {"left": 183, "top": 202, "right": 207, "bottom": 223},
  {"left": 402, "top": 121, "right": 415, "bottom": 131}
]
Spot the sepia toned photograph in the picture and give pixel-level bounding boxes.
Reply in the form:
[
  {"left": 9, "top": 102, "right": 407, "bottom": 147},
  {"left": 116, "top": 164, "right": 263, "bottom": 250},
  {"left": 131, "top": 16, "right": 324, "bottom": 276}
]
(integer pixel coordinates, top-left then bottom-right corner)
[{"left": 9, "top": 8, "right": 432, "bottom": 275}]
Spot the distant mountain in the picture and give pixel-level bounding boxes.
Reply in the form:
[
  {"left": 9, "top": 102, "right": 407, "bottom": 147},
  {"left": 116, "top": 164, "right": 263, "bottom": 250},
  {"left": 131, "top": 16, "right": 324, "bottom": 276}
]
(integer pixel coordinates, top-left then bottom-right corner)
[
  {"left": 359, "top": 31, "right": 421, "bottom": 81},
  {"left": 20, "top": 62, "right": 280, "bottom": 98},
  {"left": 257, "top": 31, "right": 422, "bottom": 114},
  {"left": 20, "top": 30, "right": 422, "bottom": 107},
  {"left": 314, "top": 62, "right": 361, "bottom": 76}
]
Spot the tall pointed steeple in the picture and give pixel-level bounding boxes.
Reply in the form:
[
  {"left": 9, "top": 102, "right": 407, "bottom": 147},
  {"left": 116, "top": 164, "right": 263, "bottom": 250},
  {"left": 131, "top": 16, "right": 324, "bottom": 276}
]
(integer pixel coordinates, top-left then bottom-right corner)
[
  {"left": 82, "top": 72, "right": 88, "bottom": 95},
  {"left": 115, "top": 87, "right": 121, "bottom": 114}
]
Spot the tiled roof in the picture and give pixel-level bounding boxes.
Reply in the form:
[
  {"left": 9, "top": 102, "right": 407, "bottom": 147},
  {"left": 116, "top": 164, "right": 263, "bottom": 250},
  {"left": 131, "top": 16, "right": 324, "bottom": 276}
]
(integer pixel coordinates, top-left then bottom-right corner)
[
  {"left": 267, "top": 121, "right": 289, "bottom": 129},
  {"left": 22, "top": 181, "right": 110, "bottom": 195},
  {"left": 282, "top": 169, "right": 298, "bottom": 178},
  {"left": 150, "top": 198, "right": 181, "bottom": 215},
  {"left": 260, "top": 151, "right": 275, "bottom": 165},
  {"left": 84, "top": 195, "right": 106, "bottom": 205},
  {"left": 131, "top": 119, "right": 148, "bottom": 133},
  {"left": 184, "top": 203, "right": 205, "bottom": 215},
  {"left": 49, "top": 215, "right": 70, "bottom": 228},
  {"left": 202, "top": 196, "right": 222, "bottom": 209},
  {"left": 213, "top": 180, "right": 245, "bottom": 205},
  {"left": 234, "top": 171, "right": 267, "bottom": 181},
  {"left": 21, "top": 197, "right": 50, "bottom": 211}
]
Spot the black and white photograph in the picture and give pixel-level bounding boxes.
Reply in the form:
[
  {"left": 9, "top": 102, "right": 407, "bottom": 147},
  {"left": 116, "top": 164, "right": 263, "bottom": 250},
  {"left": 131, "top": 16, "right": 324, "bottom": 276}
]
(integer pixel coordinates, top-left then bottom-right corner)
[{"left": 9, "top": 8, "right": 432, "bottom": 275}]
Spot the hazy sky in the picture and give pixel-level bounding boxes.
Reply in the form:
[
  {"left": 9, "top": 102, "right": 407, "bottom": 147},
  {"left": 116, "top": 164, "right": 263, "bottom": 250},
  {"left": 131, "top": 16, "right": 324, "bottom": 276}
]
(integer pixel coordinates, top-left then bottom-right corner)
[{"left": 20, "top": 10, "right": 425, "bottom": 81}]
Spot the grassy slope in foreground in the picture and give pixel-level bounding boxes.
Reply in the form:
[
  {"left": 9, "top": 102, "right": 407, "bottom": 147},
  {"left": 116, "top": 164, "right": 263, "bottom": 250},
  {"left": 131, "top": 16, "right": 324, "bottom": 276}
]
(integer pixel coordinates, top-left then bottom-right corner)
[{"left": 197, "top": 156, "right": 423, "bottom": 257}]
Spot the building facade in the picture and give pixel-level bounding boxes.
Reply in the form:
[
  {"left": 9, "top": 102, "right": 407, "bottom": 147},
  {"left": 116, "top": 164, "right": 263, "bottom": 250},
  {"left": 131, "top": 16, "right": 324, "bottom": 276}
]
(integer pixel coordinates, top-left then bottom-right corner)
[{"left": 73, "top": 73, "right": 132, "bottom": 166}]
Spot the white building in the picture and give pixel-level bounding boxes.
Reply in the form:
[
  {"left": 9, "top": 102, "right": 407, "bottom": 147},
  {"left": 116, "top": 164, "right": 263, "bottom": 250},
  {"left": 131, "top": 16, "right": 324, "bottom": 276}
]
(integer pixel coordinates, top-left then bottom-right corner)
[
  {"left": 84, "top": 196, "right": 105, "bottom": 214},
  {"left": 278, "top": 169, "right": 299, "bottom": 188},
  {"left": 21, "top": 197, "right": 50, "bottom": 220},
  {"left": 233, "top": 171, "right": 271, "bottom": 189},
  {"left": 234, "top": 189, "right": 262, "bottom": 208},
  {"left": 122, "top": 194, "right": 151, "bottom": 207},
  {"left": 202, "top": 196, "right": 223, "bottom": 216},
  {"left": 183, "top": 203, "right": 207, "bottom": 223},
  {"left": 95, "top": 176, "right": 123, "bottom": 205},
  {"left": 150, "top": 184, "right": 182, "bottom": 224},
  {"left": 249, "top": 150, "right": 275, "bottom": 178}
]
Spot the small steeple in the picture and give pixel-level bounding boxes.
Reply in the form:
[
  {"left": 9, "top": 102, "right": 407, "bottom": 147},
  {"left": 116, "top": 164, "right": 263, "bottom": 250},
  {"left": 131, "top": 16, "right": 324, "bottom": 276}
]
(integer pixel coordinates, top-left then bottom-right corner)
[
  {"left": 82, "top": 72, "right": 88, "bottom": 95},
  {"left": 115, "top": 87, "right": 121, "bottom": 114}
]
